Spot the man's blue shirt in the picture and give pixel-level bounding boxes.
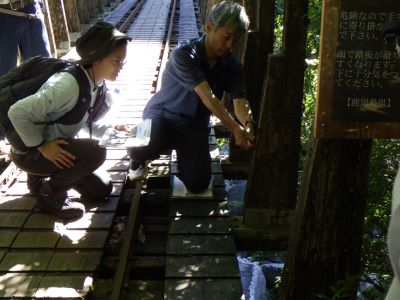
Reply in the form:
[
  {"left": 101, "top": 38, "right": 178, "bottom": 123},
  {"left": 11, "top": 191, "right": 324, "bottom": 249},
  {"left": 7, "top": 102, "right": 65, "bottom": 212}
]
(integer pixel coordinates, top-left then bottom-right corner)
[{"left": 143, "top": 34, "right": 247, "bottom": 134}]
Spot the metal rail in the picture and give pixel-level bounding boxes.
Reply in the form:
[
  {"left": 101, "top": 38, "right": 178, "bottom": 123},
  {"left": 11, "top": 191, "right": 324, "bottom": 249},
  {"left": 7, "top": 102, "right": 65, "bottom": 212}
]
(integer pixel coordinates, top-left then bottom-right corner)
[
  {"left": 110, "top": 181, "right": 143, "bottom": 300},
  {"left": 156, "top": 0, "right": 178, "bottom": 92},
  {"left": 119, "top": 0, "right": 147, "bottom": 33},
  {"left": 110, "top": 1, "right": 179, "bottom": 298}
]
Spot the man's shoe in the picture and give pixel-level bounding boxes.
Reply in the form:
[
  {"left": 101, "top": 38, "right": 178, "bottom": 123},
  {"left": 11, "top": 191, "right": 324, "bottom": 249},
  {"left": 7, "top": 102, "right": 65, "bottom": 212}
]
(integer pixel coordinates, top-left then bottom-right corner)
[
  {"left": 36, "top": 182, "right": 85, "bottom": 220},
  {"left": 128, "top": 164, "right": 148, "bottom": 181},
  {"left": 27, "top": 174, "right": 45, "bottom": 195}
]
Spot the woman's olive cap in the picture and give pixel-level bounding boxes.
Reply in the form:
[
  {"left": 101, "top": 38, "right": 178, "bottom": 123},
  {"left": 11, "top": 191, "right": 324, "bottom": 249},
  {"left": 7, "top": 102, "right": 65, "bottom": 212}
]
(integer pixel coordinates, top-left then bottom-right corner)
[{"left": 76, "top": 21, "right": 132, "bottom": 64}]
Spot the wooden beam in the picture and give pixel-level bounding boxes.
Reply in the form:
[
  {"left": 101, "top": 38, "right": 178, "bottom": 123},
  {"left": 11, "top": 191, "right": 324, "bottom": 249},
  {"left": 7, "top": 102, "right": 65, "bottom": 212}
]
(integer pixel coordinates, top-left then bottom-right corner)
[
  {"left": 42, "top": 0, "right": 57, "bottom": 57},
  {"left": 245, "top": 55, "right": 299, "bottom": 222},
  {"left": 232, "top": 217, "right": 289, "bottom": 251},
  {"left": 63, "top": 0, "right": 81, "bottom": 33},
  {"left": 220, "top": 160, "right": 249, "bottom": 179},
  {"left": 48, "top": 0, "right": 70, "bottom": 51}
]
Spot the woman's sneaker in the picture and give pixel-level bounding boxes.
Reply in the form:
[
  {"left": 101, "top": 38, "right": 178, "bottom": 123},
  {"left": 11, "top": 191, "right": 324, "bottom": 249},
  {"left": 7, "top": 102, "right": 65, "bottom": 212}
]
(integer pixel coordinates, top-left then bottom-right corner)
[
  {"left": 36, "top": 182, "right": 85, "bottom": 220},
  {"left": 128, "top": 164, "right": 148, "bottom": 181}
]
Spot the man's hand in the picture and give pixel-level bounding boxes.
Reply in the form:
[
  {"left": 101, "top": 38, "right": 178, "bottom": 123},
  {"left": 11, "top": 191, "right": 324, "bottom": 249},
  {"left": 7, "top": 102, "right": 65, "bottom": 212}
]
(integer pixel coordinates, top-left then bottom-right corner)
[
  {"left": 245, "top": 122, "right": 255, "bottom": 142},
  {"left": 115, "top": 124, "right": 130, "bottom": 132},
  {"left": 37, "top": 140, "right": 76, "bottom": 169},
  {"left": 232, "top": 126, "right": 255, "bottom": 151}
]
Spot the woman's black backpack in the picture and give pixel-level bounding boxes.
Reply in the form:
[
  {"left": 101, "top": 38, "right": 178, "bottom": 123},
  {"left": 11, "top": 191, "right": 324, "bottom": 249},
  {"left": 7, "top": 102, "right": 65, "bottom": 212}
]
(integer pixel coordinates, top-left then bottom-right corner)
[{"left": 0, "top": 56, "right": 109, "bottom": 152}]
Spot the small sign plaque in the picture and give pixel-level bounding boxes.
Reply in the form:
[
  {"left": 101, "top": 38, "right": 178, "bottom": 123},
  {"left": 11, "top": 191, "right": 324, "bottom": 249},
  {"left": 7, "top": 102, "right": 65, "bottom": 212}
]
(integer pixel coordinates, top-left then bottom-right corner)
[{"left": 315, "top": 0, "right": 400, "bottom": 138}]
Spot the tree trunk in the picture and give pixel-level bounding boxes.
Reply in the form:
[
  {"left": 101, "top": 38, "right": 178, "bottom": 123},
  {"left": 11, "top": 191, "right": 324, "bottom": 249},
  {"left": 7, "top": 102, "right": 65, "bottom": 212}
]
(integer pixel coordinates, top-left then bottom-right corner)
[
  {"left": 63, "top": 0, "right": 80, "bottom": 32},
  {"left": 42, "top": 0, "right": 57, "bottom": 57},
  {"left": 75, "top": 0, "right": 89, "bottom": 24},
  {"left": 47, "top": 0, "right": 70, "bottom": 50},
  {"left": 278, "top": 139, "right": 372, "bottom": 300}
]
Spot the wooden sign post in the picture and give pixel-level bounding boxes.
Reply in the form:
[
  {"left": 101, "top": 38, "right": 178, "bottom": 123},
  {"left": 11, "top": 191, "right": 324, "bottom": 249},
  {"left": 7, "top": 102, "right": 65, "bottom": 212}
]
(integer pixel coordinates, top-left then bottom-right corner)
[{"left": 315, "top": 0, "right": 400, "bottom": 138}]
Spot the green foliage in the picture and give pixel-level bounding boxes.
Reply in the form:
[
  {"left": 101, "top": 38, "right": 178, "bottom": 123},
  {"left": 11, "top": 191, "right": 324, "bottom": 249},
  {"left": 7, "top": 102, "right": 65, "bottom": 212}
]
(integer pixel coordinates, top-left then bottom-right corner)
[
  {"left": 273, "top": 0, "right": 284, "bottom": 53},
  {"left": 315, "top": 275, "right": 359, "bottom": 300},
  {"left": 216, "top": 137, "right": 229, "bottom": 149},
  {"left": 358, "top": 274, "right": 392, "bottom": 300},
  {"left": 299, "top": 0, "right": 322, "bottom": 180},
  {"left": 362, "top": 140, "right": 400, "bottom": 277}
]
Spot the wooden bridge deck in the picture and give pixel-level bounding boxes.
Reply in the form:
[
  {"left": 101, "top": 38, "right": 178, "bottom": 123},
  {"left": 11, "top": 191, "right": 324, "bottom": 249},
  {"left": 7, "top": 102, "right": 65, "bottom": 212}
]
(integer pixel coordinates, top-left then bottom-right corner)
[{"left": 0, "top": 0, "right": 243, "bottom": 299}]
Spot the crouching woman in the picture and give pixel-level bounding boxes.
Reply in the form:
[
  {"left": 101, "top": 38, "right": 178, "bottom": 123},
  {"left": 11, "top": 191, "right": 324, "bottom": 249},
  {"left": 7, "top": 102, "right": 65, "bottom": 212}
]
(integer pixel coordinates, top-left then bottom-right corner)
[{"left": 8, "top": 21, "right": 131, "bottom": 220}]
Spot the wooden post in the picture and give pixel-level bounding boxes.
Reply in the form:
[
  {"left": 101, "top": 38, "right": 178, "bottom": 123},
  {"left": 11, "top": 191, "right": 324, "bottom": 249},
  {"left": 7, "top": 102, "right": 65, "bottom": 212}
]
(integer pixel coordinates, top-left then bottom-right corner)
[
  {"left": 97, "top": 0, "right": 104, "bottom": 15},
  {"left": 47, "top": 0, "right": 70, "bottom": 51},
  {"left": 244, "top": 55, "right": 299, "bottom": 228},
  {"left": 63, "top": 0, "right": 80, "bottom": 33},
  {"left": 75, "top": 0, "right": 90, "bottom": 24},
  {"left": 243, "top": 0, "right": 309, "bottom": 227},
  {"left": 278, "top": 139, "right": 372, "bottom": 300},
  {"left": 229, "top": 0, "right": 275, "bottom": 162},
  {"left": 88, "top": 0, "right": 98, "bottom": 18},
  {"left": 42, "top": 0, "right": 57, "bottom": 57}
]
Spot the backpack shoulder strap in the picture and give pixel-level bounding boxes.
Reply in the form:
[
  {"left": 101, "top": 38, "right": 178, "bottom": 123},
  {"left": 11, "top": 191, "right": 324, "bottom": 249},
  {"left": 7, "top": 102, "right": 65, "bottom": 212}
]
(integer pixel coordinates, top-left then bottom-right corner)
[{"left": 49, "top": 65, "right": 92, "bottom": 125}]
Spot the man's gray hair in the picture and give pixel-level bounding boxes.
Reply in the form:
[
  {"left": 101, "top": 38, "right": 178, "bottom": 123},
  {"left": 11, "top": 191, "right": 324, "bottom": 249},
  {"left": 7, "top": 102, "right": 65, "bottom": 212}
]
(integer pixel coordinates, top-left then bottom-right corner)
[{"left": 207, "top": 1, "right": 250, "bottom": 34}]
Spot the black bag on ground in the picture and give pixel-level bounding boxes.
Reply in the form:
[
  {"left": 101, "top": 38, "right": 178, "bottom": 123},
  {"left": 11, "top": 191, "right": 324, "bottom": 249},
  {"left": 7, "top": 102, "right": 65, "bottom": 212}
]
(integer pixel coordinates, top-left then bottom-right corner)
[{"left": 0, "top": 55, "right": 109, "bottom": 152}]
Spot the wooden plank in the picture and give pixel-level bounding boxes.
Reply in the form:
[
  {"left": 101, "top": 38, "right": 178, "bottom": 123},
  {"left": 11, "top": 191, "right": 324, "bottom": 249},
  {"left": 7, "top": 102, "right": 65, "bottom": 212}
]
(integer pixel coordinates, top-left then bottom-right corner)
[
  {"left": 109, "top": 171, "right": 127, "bottom": 183},
  {"left": 106, "top": 149, "right": 130, "bottom": 160},
  {"left": 169, "top": 217, "right": 231, "bottom": 234},
  {"left": 165, "top": 279, "right": 243, "bottom": 300},
  {"left": 0, "top": 273, "right": 41, "bottom": 298},
  {"left": 0, "top": 229, "right": 19, "bottom": 247},
  {"left": 130, "top": 256, "right": 166, "bottom": 269},
  {"left": 64, "top": 212, "right": 115, "bottom": 229},
  {"left": 0, "top": 195, "right": 36, "bottom": 210},
  {"left": 165, "top": 255, "right": 240, "bottom": 278},
  {"left": 85, "top": 196, "right": 120, "bottom": 212},
  {"left": 102, "top": 159, "right": 130, "bottom": 172},
  {"left": 111, "top": 183, "right": 124, "bottom": 196},
  {"left": 0, "top": 250, "right": 53, "bottom": 272},
  {"left": 12, "top": 231, "right": 60, "bottom": 248},
  {"left": 170, "top": 200, "right": 229, "bottom": 217},
  {"left": 23, "top": 213, "right": 58, "bottom": 229},
  {"left": 5, "top": 180, "right": 31, "bottom": 195},
  {"left": 134, "top": 233, "right": 167, "bottom": 255},
  {"left": 48, "top": 251, "right": 102, "bottom": 271},
  {"left": 91, "top": 279, "right": 164, "bottom": 300},
  {"left": 35, "top": 273, "right": 93, "bottom": 298},
  {"left": 125, "top": 280, "right": 164, "bottom": 299},
  {"left": 167, "top": 235, "right": 236, "bottom": 255},
  {"left": 57, "top": 230, "right": 109, "bottom": 248},
  {"left": 0, "top": 212, "right": 29, "bottom": 228}
]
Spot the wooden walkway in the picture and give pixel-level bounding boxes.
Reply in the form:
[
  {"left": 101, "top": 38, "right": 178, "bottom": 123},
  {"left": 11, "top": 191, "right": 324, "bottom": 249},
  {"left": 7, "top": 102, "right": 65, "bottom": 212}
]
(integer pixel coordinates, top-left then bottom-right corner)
[{"left": 0, "top": 0, "right": 243, "bottom": 299}]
